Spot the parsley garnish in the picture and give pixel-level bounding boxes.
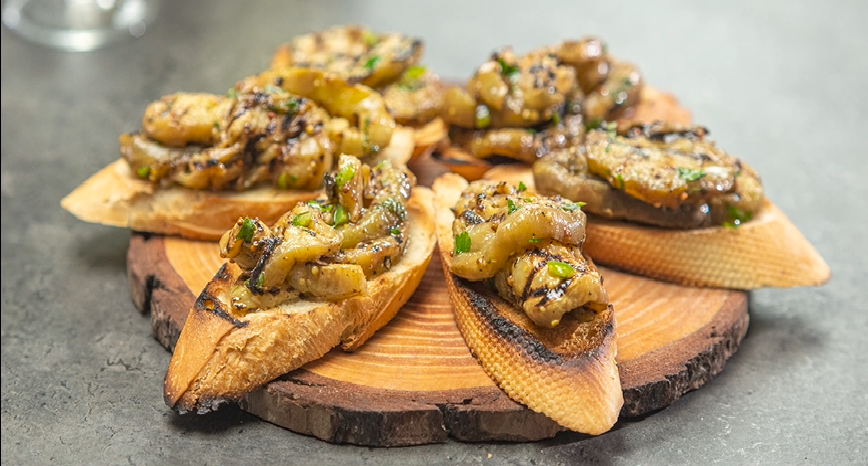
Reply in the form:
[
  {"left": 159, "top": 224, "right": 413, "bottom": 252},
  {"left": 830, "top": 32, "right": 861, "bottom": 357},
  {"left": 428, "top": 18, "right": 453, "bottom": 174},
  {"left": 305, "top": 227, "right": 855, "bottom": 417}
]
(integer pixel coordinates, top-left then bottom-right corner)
[
  {"left": 517, "top": 181, "right": 527, "bottom": 192},
  {"left": 136, "top": 166, "right": 150, "bottom": 180},
  {"left": 363, "top": 55, "right": 381, "bottom": 72},
  {"left": 333, "top": 204, "right": 349, "bottom": 226},
  {"left": 562, "top": 201, "right": 586, "bottom": 211},
  {"left": 723, "top": 205, "right": 753, "bottom": 229},
  {"left": 391, "top": 228, "right": 401, "bottom": 236},
  {"left": 292, "top": 211, "right": 312, "bottom": 227},
  {"left": 497, "top": 57, "right": 519, "bottom": 77},
  {"left": 547, "top": 261, "right": 575, "bottom": 279},
  {"left": 236, "top": 218, "right": 255, "bottom": 242},
  {"left": 381, "top": 198, "right": 406, "bottom": 221},
  {"left": 507, "top": 199, "right": 518, "bottom": 214},
  {"left": 335, "top": 163, "right": 356, "bottom": 189},
  {"left": 454, "top": 232, "right": 471, "bottom": 255},
  {"left": 475, "top": 104, "right": 491, "bottom": 129},
  {"left": 677, "top": 167, "right": 707, "bottom": 182}
]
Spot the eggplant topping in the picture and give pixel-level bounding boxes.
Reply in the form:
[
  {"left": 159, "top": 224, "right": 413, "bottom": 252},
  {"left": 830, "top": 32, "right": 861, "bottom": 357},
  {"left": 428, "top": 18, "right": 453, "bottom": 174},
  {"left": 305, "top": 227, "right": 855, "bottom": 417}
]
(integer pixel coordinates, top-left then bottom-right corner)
[{"left": 450, "top": 180, "right": 607, "bottom": 328}]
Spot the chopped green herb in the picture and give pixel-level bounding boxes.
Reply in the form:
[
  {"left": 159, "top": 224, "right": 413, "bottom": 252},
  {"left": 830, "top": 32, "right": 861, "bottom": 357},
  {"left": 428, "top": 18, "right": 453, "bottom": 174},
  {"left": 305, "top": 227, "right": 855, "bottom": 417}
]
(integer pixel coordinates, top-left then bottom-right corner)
[
  {"left": 517, "top": 181, "right": 527, "bottom": 192},
  {"left": 551, "top": 112, "right": 562, "bottom": 126},
  {"left": 264, "top": 84, "right": 285, "bottom": 94},
  {"left": 735, "top": 169, "right": 742, "bottom": 177},
  {"left": 273, "top": 96, "right": 299, "bottom": 114},
  {"left": 724, "top": 205, "right": 753, "bottom": 229},
  {"left": 547, "top": 261, "right": 575, "bottom": 279},
  {"left": 507, "top": 199, "right": 518, "bottom": 214},
  {"left": 212, "top": 121, "right": 220, "bottom": 130},
  {"left": 526, "top": 128, "right": 537, "bottom": 135},
  {"left": 475, "top": 104, "right": 491, "bottom": 129},
  {"left": 454, "top": 232, "right": 471, "bottom": 255},
  {"left": 333, "top": 204, "right": 349, "bottom": 226},
  {"left": 363, "top": 55, "right": 381, "bottom": 72},
  {"left": 585, "top": 118, "right": 603, "bottom": 131},
  {"left": 404, "top": 65, "right": 426, "bottom": 81},
  {"left": 277, "top": 173, "right": 297, "bottom": 189},
  {"left": 677, "top": 167, "right": 707, "bottom": 182},
  {"left": 136, "top": 166, "right": 150, "bottom": 180},
  {"left": 226, "top": 88, "right": 238, "bottom": 98},
  {"left": 236, "top": 218, "right": 255, "bottom": 242},
  {"left": 528, "top": 237, "right": 543, "bottom": 244},
  {"left": 497, "top": 57, "right": 520, "bottom": 77},
  {"left": 391, "top": 228, "right": 401, "bottom": 236},
  {"left": 381, "top": 198, "right": 406, "bottom": 220},
  {"left": 362, "top": 30, "right": 378, "bottom": 47},
  {"left": 292, "top": 211, "right": 312, "bottom": 227},
  {"left": 306, "top": 200, "right": 324, "bottom": 211},
  {"left": 615, "top": 173, "right": 626, "bottom": 190},
  {"left": 335, "top": 163, "right": 356, "bottom": 189},
  {"left": 562, "top": 201, "right": 586, "bottom": 211},
  {"left": 256, "top": 273, "right": 266, "bottom": 288},
  {"left": 606, "top": 121, "right": 617, "bottom": 140},
  {"left": 375, "top": 159, "right": 390, "bottom": 170}
]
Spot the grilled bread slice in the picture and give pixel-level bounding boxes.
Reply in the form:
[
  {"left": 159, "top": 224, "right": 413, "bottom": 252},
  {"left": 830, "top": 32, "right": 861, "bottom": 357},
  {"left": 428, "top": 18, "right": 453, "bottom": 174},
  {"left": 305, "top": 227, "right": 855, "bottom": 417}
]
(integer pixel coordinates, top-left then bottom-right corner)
[
  {"left": 61, "top": 127, "right": 414, "bottom": 241},
  {"left": 432, "top": 173, "right": 622, "bottom": 435},
  {"left": 163, "top": 186, "right": 435, "bottom": 414},
  {"left": 483, "top": 166, "right": 830, "bottom": 289}
]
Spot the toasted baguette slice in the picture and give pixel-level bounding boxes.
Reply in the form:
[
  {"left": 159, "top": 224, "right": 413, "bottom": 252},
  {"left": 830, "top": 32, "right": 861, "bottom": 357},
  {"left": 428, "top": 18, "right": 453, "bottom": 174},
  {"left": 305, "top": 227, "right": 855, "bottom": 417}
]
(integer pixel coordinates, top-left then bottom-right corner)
[
  {"left": 432, "top": 173, "right": 622, "bottom": 435},
  {"left": 164, "top": 187, "right": 436, "bottom": 414},
  {"left": 483, "top": 166, "right": 830, "bottom": 289},
  {"left": 61, "top": 127, "right": 415, "bottom": 241}
]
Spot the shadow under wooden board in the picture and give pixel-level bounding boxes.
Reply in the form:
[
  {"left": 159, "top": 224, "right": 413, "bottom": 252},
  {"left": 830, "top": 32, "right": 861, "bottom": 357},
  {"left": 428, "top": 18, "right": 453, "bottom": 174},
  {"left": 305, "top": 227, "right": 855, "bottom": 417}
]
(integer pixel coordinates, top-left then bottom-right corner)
[{"left": 128, "top": 231, "right": 748, "bottom": 447}]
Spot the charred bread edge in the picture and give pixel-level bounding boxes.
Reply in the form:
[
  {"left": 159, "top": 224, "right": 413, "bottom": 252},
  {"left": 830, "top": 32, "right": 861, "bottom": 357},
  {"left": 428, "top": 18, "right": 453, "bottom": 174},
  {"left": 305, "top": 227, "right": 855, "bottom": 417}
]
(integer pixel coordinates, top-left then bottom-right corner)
[
  {"left": 432, "top": 173, "right": 623, "bottom": 435},
  {"left": 163, "top": 187, "right": 436, "bottom": 414}
]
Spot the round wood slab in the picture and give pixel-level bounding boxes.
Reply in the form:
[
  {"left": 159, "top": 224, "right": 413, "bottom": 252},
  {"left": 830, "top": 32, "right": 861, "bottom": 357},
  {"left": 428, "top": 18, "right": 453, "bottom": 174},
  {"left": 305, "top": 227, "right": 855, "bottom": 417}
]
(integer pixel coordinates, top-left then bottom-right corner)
[{"left": 128, "top": 232, "right": 748, "bottom": 446}]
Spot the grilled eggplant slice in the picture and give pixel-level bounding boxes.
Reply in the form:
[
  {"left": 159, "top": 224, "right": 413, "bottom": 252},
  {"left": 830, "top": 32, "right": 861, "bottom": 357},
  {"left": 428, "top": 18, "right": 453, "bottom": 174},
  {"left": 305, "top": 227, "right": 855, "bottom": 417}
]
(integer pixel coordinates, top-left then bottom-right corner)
[
  {"left": 164, "top": 156, "right": 436, "bottom": 413},
  {"left": 433, "top": 173, "right": 622, "bottom": 435}
]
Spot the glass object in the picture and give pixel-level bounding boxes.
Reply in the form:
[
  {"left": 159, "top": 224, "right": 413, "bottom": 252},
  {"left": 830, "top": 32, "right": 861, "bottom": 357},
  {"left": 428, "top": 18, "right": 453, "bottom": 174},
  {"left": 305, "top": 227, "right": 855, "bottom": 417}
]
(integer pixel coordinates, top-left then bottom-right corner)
[{"left": 2, "top": 0, "right": 158, "bottom": 52}]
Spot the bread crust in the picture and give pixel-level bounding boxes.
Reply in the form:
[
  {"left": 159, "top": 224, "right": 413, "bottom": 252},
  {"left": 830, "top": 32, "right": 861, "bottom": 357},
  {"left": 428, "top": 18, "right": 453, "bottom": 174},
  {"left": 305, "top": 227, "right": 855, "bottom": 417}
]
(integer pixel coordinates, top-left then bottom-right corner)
[
  {"left": 163, "top": 187, "right": 436, "bottom": 414},
  {"left": 483, "top": 166, "right": 831, "bottom": 289},
  {"left": 432, "top": 173, "right": 623, "bottom": 435},
  {"left": 62, "top": 127, "right": 416, "bottom": 241}
]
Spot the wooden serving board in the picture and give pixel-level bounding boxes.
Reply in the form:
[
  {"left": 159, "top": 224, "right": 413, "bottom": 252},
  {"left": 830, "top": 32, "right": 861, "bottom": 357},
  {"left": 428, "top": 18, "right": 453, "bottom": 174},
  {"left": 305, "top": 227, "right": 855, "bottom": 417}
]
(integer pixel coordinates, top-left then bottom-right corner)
[{"left": 128, "top": 230, "right": 748, "bottom": 446}]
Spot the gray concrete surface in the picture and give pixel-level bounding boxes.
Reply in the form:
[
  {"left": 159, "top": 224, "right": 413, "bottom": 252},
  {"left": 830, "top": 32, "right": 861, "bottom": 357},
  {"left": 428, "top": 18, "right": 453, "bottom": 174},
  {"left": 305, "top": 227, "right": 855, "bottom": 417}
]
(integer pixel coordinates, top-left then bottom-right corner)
[{"left": 2, "top": 1, "right": 866, "bottom": 464}]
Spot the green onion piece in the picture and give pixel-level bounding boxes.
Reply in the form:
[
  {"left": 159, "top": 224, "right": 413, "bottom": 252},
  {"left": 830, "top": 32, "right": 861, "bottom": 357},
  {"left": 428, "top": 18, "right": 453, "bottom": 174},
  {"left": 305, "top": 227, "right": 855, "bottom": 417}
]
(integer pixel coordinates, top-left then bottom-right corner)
[
  {"left": 547, "top": 261, "right": 575, "bottom": 279},
  {"left": 722, "top": 221, "right": 738, "bottom": 230},
  {"left": 517, "top": 181, "right": 527, "bottom": 192},
  {"left": 615, "top": 173, "right": 626, "bottom": 190},
  {"left": 585, "top": 118, "right": 603, "bottom": 130},
  {"left": 277, "top": 173, "right": 296, "bottom": 189},
  {"left": 306, "top": 200, "right": 324, "bottom": 211},
  {"left": 391, "top": 228, "right": 401, "bottom": 236},
  {"left": 226, "top": 88, "right": 238, "bottom": 98},
  {"left": 551, "top": 112, "right": 562, "bottom": 126},
  {"left": 381, "top": 198, "right": 406, "bottom": 220},
  {"left": 404, "top": 65, "right": 426, "bottom": 81},
  {"left": 375, "top": 159, "right": 390, "bottom": 170},
  {"left": 256, "top": 273, "right": 266, "bottom": 288},
  {"left": 475, "top": 104, "right": 491, "bottom": 129},
  {"left": 362, "top": 30, "right": 378, "bottom": 47},
  {"left": 507, "top": 199, "right": 518, "bottom": 214},
  {"left": 528, "top": 237, "right": 543, "bottom": 244},
  {"left": 562, "top": 201, "right": 586, "bottom": 211},
  {"left": 136, "top": 166, "right": 150, "bottom": 180},
  {"left": 333, "top": 204, "right": 349, "bottom": 226},
  {"left": 236, "top": 218, "right": 255, "bottom": 242},
  {"left": 335, "top": 163, "right": 356, "bottom": 189},
  {"left": 606, "top": 121, "right": 617, "bottom": 140},
  {"left": 677, "top": 167, "right": 707, "bottom": 181},
  {"left": 292, "top": 211, "right": 312, "bottom": 227},
  {"left": 454, "top": 232, "right": 471, "bottom": 255},
  {"left": 363, "top": 55, "right": 381, "bottom": 72}
]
